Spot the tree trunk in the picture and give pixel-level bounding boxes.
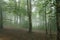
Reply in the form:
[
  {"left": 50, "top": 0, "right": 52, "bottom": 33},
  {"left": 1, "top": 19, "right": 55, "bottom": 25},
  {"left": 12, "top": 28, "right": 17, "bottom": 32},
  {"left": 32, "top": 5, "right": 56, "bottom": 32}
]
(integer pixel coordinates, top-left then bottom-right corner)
[
  {"left": 0, "top": 3, "right": 3, "bottom": 29},
  {"left": 44, "top": 3, "right": 48, "bottom": 40},
  {"left": 27, "top": 0, "right": 32, "bottom": 32},
  {"left": 56, "top": 0, "right": 60, "bottom": 40}
]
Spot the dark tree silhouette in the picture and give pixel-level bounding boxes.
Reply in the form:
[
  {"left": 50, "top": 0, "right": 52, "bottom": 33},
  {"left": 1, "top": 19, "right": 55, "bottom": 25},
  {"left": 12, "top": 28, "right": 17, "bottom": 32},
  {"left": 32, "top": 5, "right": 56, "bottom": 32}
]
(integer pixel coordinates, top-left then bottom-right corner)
[
  {"left": 27, "top": 0, "right": 32, "bottom": 32},
  {"left": 56, "top": 0, "right": 60, "bottom": 40},
  {"left": 0, "top": 0, "right": 3, "bottom": 29}
]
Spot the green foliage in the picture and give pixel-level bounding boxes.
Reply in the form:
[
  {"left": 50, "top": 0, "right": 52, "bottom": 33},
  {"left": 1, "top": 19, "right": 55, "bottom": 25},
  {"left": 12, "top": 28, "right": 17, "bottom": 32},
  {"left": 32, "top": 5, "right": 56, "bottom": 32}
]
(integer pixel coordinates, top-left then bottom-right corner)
[{"left": 1, "top": 0, "right": 56, "bottom": 32}]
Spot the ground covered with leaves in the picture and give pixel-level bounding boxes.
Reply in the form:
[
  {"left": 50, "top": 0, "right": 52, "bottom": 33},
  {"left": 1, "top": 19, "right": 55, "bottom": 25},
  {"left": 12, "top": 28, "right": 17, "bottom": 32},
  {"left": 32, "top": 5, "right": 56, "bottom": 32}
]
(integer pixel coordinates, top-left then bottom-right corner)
[{"left": 0, "top": 29, "right": 56, "bottom": 40}]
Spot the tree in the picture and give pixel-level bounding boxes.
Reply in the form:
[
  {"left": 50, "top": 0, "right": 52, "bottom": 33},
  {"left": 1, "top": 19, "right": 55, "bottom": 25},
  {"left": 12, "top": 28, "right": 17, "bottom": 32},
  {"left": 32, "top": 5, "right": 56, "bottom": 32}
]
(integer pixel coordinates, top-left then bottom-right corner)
[
  {"left": 0, "top": 0, "right": 4, "bottom": 29},
  {"left": 56, "top": 0, "right": 60, "bottom": 40},
  {"left": 27, "top": 0, "right": 32, "bottom": 32}
]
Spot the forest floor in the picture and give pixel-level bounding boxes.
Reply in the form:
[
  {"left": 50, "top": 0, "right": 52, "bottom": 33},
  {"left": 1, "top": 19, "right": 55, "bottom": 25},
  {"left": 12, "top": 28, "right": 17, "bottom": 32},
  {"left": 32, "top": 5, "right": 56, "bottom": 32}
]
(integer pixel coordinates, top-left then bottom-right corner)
[{"left": 0, "top": 28, "right": 57, "bottom": 40}]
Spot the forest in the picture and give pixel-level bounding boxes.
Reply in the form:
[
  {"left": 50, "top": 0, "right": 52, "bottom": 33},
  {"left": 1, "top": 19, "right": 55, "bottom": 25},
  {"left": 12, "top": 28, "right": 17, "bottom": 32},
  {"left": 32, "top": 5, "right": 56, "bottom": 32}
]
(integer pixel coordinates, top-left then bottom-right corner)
[{"left": 0, "top": 0, "right": 60, "bottom": 40}]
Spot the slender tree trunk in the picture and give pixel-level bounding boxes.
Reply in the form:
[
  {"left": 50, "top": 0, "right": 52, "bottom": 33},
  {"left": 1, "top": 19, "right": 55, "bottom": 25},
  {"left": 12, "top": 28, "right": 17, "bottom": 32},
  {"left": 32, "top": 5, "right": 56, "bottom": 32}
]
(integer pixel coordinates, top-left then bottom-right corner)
[
  {"left": 18, "top": 0, "right": 21, "bottom": 27},
  {"left": 0, "top": 3, "right": 3, "bottom": 29},
  {"left": 17, "top": 0, "right": 20, "bottom": 25},
  {"left": 27, "top": 0, "right": 32, "bottom": 32},
  {"left": 44, "top": 3, "right": 48, "bottom": 40},
  {"left": 56, "top": 0, "right": 60, "bottom": 40}
]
